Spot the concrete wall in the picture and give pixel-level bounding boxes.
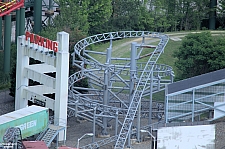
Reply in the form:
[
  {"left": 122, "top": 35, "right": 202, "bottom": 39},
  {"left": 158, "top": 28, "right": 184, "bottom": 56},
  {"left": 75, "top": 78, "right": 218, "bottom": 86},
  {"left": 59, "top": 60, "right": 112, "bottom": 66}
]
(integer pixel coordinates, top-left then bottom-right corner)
[{"left": 157, "top": 125, "right": 215, "bottom": 149}]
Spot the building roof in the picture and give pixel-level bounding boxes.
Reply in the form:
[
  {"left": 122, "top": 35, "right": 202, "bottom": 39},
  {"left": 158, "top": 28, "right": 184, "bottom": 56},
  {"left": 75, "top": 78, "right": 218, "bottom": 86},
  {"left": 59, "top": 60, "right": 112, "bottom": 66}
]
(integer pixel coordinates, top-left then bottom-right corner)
[{"left": 168, "top": 68, "right": 225, "bottom": 94}]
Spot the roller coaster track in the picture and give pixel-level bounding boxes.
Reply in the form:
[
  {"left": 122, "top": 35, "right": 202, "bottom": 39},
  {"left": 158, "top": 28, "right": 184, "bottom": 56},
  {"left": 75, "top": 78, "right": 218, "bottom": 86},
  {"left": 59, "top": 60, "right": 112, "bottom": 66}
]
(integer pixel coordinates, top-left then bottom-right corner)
[
  {"left": 0, "top": 0, "right": 24, "bottom": 17},
  {"left": 114, "top": 33, "right": 169, "bottom": 148},
  {"left": 69, "top": 31, "right": 171, "bottom": 149}
]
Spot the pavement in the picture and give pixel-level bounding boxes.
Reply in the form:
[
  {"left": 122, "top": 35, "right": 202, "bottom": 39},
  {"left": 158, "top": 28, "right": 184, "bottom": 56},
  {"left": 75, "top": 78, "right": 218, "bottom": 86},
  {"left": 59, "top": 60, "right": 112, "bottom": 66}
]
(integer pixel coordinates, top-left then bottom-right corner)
[{"left": 50, "top": 116, "right": 153, "bottom": 149}]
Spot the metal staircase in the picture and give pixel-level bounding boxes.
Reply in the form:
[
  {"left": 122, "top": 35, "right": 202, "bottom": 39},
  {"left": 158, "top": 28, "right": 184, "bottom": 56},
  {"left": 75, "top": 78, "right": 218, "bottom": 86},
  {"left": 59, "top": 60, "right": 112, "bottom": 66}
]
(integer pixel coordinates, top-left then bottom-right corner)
[
  {"left": 37, "top": 124, "right": 65, "bottom": 147},
  {"left": 114, "top": 34, "right": 169, "bottom": 148}
]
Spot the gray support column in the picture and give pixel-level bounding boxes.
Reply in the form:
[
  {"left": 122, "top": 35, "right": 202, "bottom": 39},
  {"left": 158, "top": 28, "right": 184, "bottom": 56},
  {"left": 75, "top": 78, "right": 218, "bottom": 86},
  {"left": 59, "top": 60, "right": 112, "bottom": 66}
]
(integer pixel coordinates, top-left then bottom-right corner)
[
  {"left": 137, "top": 103, "right": 141, "bottom": 142},
  {"left": 165, "top": 85, "right": 168, "bottom": 123},
  {"left": 106, "top": 48, "right": 112, "bottom": 104},
  {"left": 130, "top": 42, "right": 138, "bottom": 143},
  {"left": 107, "top": 48, "right": 112, "bottom": 128},
  {"left": 93, "top": 107, "right": 96, "bottom": 142},
  {"left": 3, "top": 14, "right": 11, "bottom": 73},
  {"left": 192, "top": 89, "right": 195, "bottom": 122},
  {"left": 142, "top": 36, "right": 145, "bottom": 44},
  {"left": 15, "top": 9, "right": 20, "bottom": 43},
  {"left": 101, "top": 47, "right": 112, "bottom": 136},
  {"left": 127, "top": 132, "right": 131, "bottom": 148},
  {"left": 129, "top": 42, "right": 137, "bottom": 104},
  {"left": 34, "top": 0, "right": 42, "bottom": 33},
  {"left": 0, "top": 17, "right": 2, "bottom": 50},
  {"left": 110, "top": 34, "right": 113, "bottom": 48},
  {"left": 102, "top": 66, "right": 109, "bottom": 136},
  {"left": 115, "top": 110, "right": 118, "bottom": 136},
  {"left": 170, "top": 73, "right": 174, "bottom": 83},
  {"left": 165, "top": 93, "right": 169, "bottom": 123},
  {"left": 19, "top": 7, "right": 25, "bottom": 35},
  {"left": 148, "top": 72, "right": 153, "bottom": 125}
]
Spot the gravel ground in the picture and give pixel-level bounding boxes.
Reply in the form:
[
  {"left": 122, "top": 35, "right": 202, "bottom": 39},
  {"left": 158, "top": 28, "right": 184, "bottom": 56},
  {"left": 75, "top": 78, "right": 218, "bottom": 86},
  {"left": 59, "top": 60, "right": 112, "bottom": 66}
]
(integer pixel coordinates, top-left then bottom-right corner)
[{"left": 1, "top": 90, "right": 225, "bottom": 149}]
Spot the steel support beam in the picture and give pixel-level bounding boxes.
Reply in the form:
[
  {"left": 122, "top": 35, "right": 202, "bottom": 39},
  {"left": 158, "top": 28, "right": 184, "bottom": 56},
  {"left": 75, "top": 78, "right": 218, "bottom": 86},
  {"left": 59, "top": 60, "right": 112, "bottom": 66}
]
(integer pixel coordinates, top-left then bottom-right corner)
[
  {"left": 209, "top": 0, "right": 217, "bottom": 30},
  {"left": 148, "top": 72, "right": 153, "bottom": 125},
  {"left": 3, "top": 14, "right": 11, "bottom": 73},
  {"left": 34, "top": 0, "right": 42, "bottom": 33},
  {"left": 15, "top": 9, "right": 20, "bottom": 43},
  {"left": 0, "top": 17, "right": 2, "bottom": 50},
  {"left": 19, "top": 7, "right": 25, "bottom": 35}
]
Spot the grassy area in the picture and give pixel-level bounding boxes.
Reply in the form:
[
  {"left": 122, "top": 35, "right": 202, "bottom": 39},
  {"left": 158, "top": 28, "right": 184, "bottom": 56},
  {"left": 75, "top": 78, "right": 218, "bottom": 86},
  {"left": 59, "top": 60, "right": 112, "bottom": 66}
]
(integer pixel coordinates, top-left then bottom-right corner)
[
  {"left": 91, "top": 37, "right": 182, "bottom": 75},
  {"left": 90, "top": 38, "right": 140, "bottom": 64},
  {"left": 158, "top": 39, "right": 182, "bottom": 76}
]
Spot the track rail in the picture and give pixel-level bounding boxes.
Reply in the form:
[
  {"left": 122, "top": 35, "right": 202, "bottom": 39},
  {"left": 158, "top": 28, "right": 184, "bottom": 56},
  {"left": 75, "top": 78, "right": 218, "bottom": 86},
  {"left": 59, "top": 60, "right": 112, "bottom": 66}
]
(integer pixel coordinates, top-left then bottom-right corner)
[
  {"left": 0, "top": 0, "right": 24, "bottom": 17},
  {"left": 70, "top": 31, "right": 171, "bottom": 148}
]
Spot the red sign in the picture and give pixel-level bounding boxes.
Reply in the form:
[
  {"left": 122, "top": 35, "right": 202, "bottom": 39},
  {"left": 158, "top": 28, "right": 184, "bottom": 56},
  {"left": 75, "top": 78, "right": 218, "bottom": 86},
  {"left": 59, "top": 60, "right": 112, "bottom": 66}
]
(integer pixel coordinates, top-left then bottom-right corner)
[{"left": 25, "top": 31, "right": 58, "bottom": 52}]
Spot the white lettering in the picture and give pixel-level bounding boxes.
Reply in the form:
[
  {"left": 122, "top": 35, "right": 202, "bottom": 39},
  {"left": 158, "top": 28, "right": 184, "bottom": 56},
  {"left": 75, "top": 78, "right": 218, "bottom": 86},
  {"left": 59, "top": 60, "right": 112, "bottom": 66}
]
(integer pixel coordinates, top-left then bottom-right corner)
[
  {"left": 17, "top": 123, "right": 26, "bottom": 131},
  {"left": 27, "top": 120, "right": 37, "bottom": 129},
  {"left": 16, "top": 120, "right": 37, "bottom": 131}
]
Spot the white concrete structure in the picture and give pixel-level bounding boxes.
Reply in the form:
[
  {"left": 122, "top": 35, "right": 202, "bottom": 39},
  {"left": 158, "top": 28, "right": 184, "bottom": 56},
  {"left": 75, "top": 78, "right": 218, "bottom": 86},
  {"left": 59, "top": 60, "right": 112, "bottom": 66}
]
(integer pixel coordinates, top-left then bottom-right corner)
[
  {"left": 157, "top": 125, "right": 215, "bottom": 149},
  {"left": 15, "top": 31, "right": 69, "bottom": 141}
]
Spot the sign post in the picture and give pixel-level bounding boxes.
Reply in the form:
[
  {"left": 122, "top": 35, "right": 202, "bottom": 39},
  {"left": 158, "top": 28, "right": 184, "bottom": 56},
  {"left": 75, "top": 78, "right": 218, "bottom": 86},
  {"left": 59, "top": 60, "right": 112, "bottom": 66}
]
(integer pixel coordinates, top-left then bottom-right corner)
[{"left": 15, "top": 31, "right": 69, "bottom": 141}]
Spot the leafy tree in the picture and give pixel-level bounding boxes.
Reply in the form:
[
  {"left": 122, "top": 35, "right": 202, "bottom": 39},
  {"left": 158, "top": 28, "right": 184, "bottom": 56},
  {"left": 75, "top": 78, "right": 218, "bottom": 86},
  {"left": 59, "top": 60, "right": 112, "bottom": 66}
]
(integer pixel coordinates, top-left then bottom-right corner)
[
  {"left": 137, "top": 6, "right": 154, "bottom": 31},
  {"left": 54, "top": 0, "right": 89, "bottom": 34},
  {"left": 174, "top": 32, "right": 225, "bottom": 80},
  {"left": 217, "top": 0, "right": 225, "bottom": 28},
  {"left": 108, "top": 0, "right": 154, "bottom": 31},
  {"left": 150, "top": 0, "right": 210, "bottom": 31},
  {"left": 208, "top": 37, "right": 225, "bottom": 70},
  {"left": 88, "top": 0, "right": 112, "bottom": 35}
]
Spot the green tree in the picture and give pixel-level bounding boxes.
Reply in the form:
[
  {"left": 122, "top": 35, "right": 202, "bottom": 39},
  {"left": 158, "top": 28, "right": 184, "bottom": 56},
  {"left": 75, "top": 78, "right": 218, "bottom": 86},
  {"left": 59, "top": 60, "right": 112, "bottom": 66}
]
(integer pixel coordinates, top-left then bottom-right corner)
[
  {"left": 174, "top": 32, "right": 225, "bottom": 80},
  {"left": 109, "top": 0, "right": 154, "bottom": 31},
  {"left": 208, "top": 37, "right": 225, "bottom": 70},
  {"left": 88, "top": 0, "right": 112, "bottom": 35},
  {"left": 54, "top": 0, "right": 89, "bottom": 34},
  {"left": 217, "top": 0, "right": 225, "bottom": 28}
]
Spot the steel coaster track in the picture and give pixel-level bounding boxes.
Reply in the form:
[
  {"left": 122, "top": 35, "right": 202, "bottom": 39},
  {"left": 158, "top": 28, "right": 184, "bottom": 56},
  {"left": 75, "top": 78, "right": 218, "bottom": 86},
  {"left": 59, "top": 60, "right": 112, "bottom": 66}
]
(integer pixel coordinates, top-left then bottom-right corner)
[
  {"left": 68, "top": 63, "right": 171, "bottom": 118},
  {"left": 68, "top": 70, "right": 169, "bottom": 120},
  {"left": 0, "top": 0, "right": 24, "bottom": 17},
  {"left": 69, "top": 31, "right": 170, "bottom": 148},
  {"left": 114, "top": 34, "right": 169, "bottom": 148}
]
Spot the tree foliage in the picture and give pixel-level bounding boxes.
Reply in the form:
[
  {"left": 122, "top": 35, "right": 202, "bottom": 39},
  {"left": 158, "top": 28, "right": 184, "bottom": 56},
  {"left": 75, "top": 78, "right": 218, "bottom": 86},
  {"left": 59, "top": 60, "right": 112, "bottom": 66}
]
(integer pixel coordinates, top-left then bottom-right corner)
[
  {"left": 174, "top": 32, "right": 225, "bottom": 80},
  {"left": 88, "top": 0, "right": 112, "bottom": 35},
  {"left": 54, "top": 0, "right": 89, "bottom": 34},
  {"left": 106, "top": 0, "right": 154, "bottom": 31},
  {"left": 217, "top": 0, "right": 225, "bottom": 28}
]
